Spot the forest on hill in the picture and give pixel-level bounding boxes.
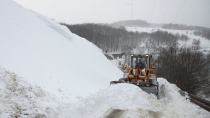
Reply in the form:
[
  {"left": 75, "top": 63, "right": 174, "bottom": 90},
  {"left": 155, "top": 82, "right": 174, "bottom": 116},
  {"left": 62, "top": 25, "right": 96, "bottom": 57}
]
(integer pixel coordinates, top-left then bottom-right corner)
[{"left": 63, "top": 23, "right": 188, "bottom": 53}]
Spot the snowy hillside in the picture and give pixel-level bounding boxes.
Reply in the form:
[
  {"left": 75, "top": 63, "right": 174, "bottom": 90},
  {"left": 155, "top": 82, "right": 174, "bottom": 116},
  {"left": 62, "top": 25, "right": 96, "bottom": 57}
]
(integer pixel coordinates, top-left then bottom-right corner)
[
  {"left": 0, "top": 0, "right": 122, "bottom": 99},
  {"left": 126, "top": 26, "right": 210, "bottom": 52}
]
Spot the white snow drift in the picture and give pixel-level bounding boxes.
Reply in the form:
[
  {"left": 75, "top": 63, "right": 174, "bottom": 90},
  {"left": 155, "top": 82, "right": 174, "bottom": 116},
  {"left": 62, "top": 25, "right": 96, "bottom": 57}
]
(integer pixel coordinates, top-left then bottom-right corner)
[
  {"left": 1, "top": 69, "right": 209, "bottom": 118},
  {"left": 0, "top": 69, "right": 59, "bottom": 118},
  {"left": 58, "top": 78, "right": 210, "bottom": 118},
  {"left": 0, "top": 0, "right": 122, "bottom": 99}
]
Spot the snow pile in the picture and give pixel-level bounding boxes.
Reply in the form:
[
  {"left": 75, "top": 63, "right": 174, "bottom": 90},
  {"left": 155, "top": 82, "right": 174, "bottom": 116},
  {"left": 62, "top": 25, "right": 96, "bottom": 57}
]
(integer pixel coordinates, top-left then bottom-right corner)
[
  {"left": 58, "top": 83, "right": 160, "bottom": 118},
  {"left": 0, "top": 69, "right": 59, "bottom": 118},
  {"left": 0, "top": 0, "right": 122, "bottom": 99},
  {"left": 157, "top": 78, "right": 210, "bottom": 118},
  {"left": 58, "top": 85, "right": 156, "bottom": 118},
  {"left": 0, "top": 68, "right": 209, "bottom": 118},
  {"left": 58, "top": 78, "right": 210, "bottom": 118}
]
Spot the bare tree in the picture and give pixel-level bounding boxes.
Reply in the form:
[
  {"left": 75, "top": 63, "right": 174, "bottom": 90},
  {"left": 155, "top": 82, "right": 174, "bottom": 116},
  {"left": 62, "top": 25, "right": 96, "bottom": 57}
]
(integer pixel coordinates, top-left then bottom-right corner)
[{"left": 158, "top": 46, "right": 210, "bottom": 94}]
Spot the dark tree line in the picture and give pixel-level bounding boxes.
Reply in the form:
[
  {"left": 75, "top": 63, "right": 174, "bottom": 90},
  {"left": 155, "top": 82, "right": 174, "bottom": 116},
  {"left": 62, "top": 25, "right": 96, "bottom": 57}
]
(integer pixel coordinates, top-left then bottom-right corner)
[
  {"left": 63, "top": 23, "right": 148, "bottom": 52},
  {"left": 157, "top": 46, "right": 210, "bottom": 94},
  {"left": 62, "top": 23, "right": 188, "bottom": 53}
]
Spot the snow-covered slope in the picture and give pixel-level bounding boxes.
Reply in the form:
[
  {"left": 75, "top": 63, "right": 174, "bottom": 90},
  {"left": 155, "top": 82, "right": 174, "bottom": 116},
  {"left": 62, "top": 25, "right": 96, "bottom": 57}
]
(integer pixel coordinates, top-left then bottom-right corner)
[
  {"left": 0, "top": 0, "right": 122, "bottom": 99},
  {"left": 126, "top": 26, "right": 210, "bottom": 52}
]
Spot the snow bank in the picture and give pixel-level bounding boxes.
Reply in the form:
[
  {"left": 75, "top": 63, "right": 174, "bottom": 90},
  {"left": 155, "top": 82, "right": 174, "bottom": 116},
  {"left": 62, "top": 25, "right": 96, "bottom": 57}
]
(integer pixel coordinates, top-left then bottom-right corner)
[
  {"left": 0, "top": 0, "right": 122, "bottom": 100},
  {"left": 0, "top": 68, "right": 59, "bottom": 118},
  {"left": 58, "top": 83, "right": 160, "bottom": 118},
  {"left": 157, "top": 78, "right": 210, "bottom": 118},
  {"left": 59, "top": 78, "right": 210, "bottom": 118},
  {"left": 0, "top": 68, "right": 209, "bottom": 118}
]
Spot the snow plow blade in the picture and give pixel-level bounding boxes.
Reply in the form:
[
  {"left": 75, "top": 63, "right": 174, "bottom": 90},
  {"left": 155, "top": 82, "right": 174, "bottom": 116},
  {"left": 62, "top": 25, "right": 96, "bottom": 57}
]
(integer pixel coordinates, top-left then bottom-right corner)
[
  {"left": 140, "top": 85, "right": 159, "bottom": 96},
  {"left": 110, "top": 80, "right": 159, "bottom": 97}
]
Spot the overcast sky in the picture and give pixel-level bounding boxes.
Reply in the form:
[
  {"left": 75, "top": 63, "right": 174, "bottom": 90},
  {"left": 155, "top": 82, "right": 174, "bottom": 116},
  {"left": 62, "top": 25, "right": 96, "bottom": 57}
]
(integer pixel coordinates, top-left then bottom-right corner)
[{"left": 14, "top": 0, "right": 210, "bottom": 27}]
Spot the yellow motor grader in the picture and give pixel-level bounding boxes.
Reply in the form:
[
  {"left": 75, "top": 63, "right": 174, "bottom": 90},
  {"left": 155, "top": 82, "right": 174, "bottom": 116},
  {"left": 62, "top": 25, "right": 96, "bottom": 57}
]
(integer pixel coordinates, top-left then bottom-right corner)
[{"left": 110, "top": 54, "right": 159, "bottom": 96}]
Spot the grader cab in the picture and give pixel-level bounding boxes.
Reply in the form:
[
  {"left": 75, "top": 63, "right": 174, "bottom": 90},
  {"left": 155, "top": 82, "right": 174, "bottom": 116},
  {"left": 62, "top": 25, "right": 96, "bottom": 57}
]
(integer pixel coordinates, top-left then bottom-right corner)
[{"left": 110, "top": 54, "right": 159, "bottom": 96}]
